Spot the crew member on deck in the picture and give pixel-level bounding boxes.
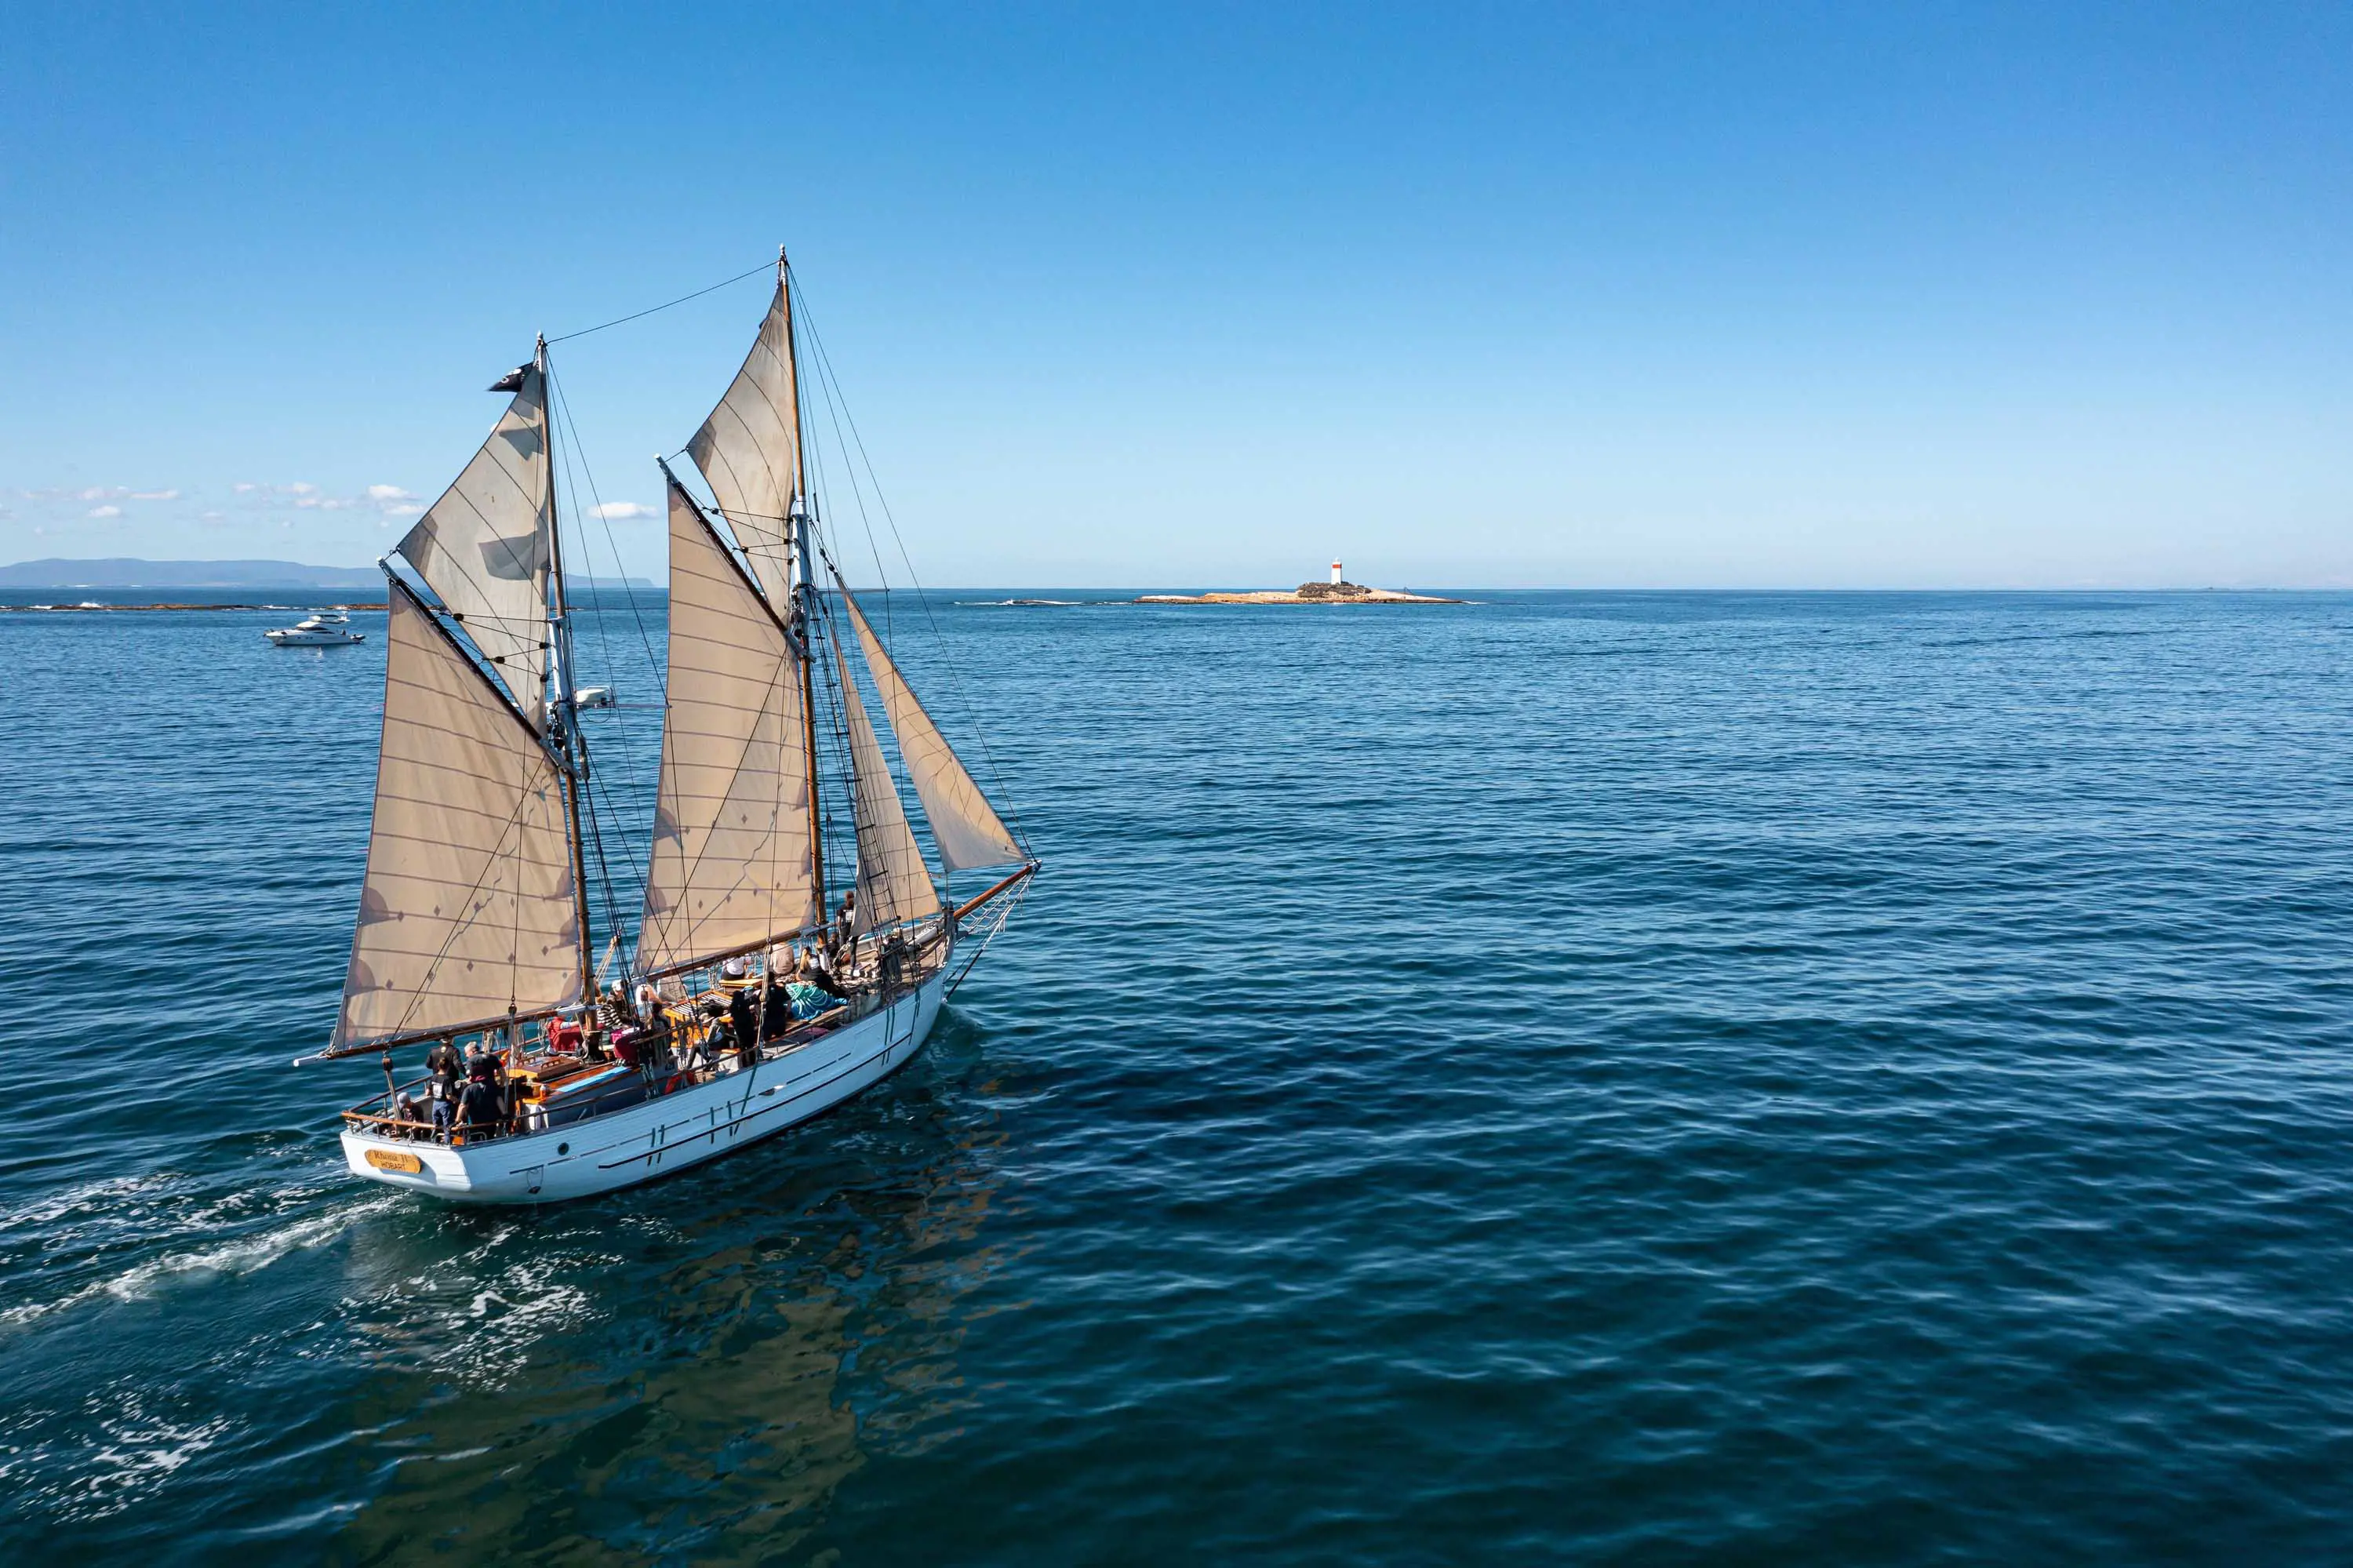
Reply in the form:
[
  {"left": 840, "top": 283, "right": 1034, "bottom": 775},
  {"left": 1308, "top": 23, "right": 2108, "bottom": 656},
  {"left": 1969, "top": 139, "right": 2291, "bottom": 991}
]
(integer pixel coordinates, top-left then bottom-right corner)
[
  {"left": 727, "top": 984, "right": 758, "bottom": 1059},
  {"left": 802, "top": 947, "right": 847, "bottom": 999},
  {"left": 426, "top": 1039, "right": 464, "bottom": 1140},
  {"left": 456, "top": 1046, "right": 499, "bottom": 1137}
]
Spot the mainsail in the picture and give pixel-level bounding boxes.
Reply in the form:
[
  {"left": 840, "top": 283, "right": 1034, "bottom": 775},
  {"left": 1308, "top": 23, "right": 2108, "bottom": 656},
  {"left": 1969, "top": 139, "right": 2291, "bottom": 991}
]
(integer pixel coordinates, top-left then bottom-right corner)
[
  {"left": 685, "top": 277, "right": 799, "bottom": 604},
  {"left": 333, "top": 580, "right": 580, "bottom": 1049},
  {"left": 640, "top": 253, "right": 1026, "bottom": 966},
  {"left": 840, "top": 590, "right": 1025, "bottom": 871},
  {"left": 636, "top": 478, "right": 820, "bottom": 971},
  {"left": 835, "top": 640, "right": 944, "bottom": 933},
  {"left": 394, "top": 361, "right": 553, "bottom": 724}
]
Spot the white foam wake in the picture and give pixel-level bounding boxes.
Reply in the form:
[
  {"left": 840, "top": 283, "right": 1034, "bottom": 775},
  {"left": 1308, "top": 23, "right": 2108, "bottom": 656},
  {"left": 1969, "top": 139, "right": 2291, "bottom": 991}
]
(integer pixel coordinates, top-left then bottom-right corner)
[{"left": 0, "top": 1195, "right": 402, "bottom": 1332}]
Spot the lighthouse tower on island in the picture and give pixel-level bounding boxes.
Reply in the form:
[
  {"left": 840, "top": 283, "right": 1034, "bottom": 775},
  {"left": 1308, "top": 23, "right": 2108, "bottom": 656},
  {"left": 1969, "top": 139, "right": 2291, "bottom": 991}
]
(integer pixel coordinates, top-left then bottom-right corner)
[{"left": 1294, "top": 558, "right": 1377, "bottom": 599}]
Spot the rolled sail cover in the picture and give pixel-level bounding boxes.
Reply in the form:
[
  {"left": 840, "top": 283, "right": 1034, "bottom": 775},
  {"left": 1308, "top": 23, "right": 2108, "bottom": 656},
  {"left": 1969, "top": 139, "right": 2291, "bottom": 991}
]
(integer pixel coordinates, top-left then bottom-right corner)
[
  {"left": 636, "top": 481, "right": 819, "bottom": 971},
  {"left": 835, "top": 640, "right": 942, "bottom": 934},
  {"left": 842, "top": 591, "right": 1024, "bottom": 871},
  {"left": 394, "top": 363, "right": 551, "bottom": 725},
  {"left": 335, "top": 583, "right": 580, "bottom": 1048},
  {"left": 686, "top": 280, "right": 798, "bottom": 604}
]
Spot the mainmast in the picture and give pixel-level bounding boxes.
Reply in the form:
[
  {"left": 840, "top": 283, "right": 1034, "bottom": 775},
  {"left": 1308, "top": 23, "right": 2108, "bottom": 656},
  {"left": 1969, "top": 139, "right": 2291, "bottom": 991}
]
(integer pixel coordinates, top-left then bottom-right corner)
[
  {"left": 638, "top": 242, "right": 1025, "bottom": 986},
  {"left": 537, "top": 334, "right": 598, "bottom": 1011},
  {"left": 781, "top": 246, "right": 829, "bottom": 921}
]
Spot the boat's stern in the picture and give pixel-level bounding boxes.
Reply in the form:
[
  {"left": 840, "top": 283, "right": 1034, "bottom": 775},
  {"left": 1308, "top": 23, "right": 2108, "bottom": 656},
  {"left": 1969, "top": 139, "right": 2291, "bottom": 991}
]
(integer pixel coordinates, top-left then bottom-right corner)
[{"left": 339, "top": 1128, "right": 533, "bottom": 1202}]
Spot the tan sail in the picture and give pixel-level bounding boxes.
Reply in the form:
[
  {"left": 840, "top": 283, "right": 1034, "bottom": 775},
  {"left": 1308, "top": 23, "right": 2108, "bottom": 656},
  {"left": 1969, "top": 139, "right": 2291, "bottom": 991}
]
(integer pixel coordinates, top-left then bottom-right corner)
[
  {"left": 841, "top": 591, "right": 1025, "bottom": 871},
  {"left": 637, "top": 479, "right": 819, "bottom": 971},
  {"left": 394, "top": 361, "right": 552, "bottom": 724},
  {"left": 835, "top": 639, "right": 942, "bottom": 933},
  {"left": 334, "top": 580, "right": 580, "bottom": 1049},
  {"left": 686, "top": 278, "right": 798, "bottom": 604}
]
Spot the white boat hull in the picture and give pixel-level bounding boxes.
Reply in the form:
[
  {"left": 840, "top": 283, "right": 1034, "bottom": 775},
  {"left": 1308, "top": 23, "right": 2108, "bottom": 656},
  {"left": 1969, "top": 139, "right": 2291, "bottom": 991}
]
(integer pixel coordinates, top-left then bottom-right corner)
[
  {"left": 267, "top": 630, "right": 365, "bottom": 645},
  {"left": 340, "top": 971, "right": 946, "bottom": 1205}
]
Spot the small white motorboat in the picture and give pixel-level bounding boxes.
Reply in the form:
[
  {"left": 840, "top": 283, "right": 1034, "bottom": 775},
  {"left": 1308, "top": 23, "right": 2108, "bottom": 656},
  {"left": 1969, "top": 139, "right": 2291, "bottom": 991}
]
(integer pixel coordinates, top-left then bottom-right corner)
[{"left": 266, "top": 608, "right": 365, "bottom": 646}]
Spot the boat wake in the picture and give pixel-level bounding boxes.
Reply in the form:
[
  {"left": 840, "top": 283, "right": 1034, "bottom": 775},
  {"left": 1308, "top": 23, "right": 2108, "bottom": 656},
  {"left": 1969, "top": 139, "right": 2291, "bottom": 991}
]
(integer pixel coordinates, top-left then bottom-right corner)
[{"left": 0, "top": 1192, "right": 401, "bottom": 1333}]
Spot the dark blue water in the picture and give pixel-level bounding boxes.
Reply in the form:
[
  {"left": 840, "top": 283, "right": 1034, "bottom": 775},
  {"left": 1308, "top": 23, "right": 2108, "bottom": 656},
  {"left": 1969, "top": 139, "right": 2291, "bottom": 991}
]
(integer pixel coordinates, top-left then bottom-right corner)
[{"left": 2, "top": 589, "right": 2350, "bottom": 1563}]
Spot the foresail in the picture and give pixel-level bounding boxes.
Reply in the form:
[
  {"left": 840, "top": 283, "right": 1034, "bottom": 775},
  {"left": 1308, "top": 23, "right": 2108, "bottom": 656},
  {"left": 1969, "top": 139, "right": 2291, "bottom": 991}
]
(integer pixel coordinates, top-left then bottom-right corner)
[
  {"left": 394, "top": 362, "right": 551, "bottom": 725},
  {"left": 685, "top": 279, "right": 798, "bottom": 604},
  {"left": 835, "top": 641, "right": 942, "bottom": 933},
  {"left": 334, "top": 581, "right": 580, "bottom": 1049},
  {"left": 842, "top": 591, "right": 1025, "bottom": 871},
  {"left": 637, "top": 480, "right": 819, "bottom": 971}
]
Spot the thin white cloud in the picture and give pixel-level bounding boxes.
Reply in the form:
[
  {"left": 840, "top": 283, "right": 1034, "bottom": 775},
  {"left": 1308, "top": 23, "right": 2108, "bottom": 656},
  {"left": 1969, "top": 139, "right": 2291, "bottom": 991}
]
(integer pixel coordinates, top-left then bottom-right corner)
[
  {"left": 367, "top": 484, "right": 424, "bottom": 519},
  {"left": 88, "top": 504, "right": 122, "bottom": 518},
  {"left": 591, "top": 501, "right": 655, "bottom": 520},
  {"left": 128, "top": 489, "right": 180, "bottom": 501}
]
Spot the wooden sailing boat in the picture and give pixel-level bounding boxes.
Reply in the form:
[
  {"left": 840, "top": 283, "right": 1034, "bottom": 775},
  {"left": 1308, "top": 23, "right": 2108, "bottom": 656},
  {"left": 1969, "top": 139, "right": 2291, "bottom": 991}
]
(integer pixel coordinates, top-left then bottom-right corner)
[{"left": 304, "top": 254, "right": 1037, "bottom": 1203}]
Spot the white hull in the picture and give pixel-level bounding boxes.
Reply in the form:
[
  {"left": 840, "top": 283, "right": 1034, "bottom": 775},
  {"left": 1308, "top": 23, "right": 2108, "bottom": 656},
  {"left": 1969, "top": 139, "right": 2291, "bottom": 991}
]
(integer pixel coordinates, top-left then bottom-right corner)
[
  {"left": 267, "top": 630, "right": 365, "bottom": 645},
  {"left": 340, "top": 971, "right": 946, "bottom": 1205}
]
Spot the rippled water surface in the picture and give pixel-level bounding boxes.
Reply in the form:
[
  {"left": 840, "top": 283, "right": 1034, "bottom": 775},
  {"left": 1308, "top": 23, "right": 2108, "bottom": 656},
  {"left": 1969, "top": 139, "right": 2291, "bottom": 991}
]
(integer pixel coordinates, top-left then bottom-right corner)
[{"left": 2, "top": 588, "right": 2351, "bottom": 1563}]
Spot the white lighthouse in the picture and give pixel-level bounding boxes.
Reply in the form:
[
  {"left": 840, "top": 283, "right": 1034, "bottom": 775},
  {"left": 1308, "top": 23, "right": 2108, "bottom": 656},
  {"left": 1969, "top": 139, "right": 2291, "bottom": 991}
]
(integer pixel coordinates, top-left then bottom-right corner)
[{"left": 1331, "top": 559, "right": 1344, "bottom": 585}]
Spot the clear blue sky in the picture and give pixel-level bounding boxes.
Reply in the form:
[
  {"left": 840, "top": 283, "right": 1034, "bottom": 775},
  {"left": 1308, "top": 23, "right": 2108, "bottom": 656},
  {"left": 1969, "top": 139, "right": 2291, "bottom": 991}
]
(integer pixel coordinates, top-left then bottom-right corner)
[{"left": 2, "top": 2, "right": 2347, "bottom": 588}]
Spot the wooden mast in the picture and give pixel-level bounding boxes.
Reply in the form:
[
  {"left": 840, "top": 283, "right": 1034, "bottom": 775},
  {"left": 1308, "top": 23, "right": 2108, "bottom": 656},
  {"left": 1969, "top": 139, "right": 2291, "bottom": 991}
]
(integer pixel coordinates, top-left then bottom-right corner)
[
  {"left": 539, "top": 334, "right": 597, "bottom": 1015},
  {"left": 782, "top": 245, "right": 828, "bottom": 923}
]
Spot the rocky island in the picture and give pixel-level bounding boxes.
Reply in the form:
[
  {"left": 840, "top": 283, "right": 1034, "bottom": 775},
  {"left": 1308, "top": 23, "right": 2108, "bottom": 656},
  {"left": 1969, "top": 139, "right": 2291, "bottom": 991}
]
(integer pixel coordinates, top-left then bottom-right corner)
[{"left": 1136, "top": 564, "right": 1463, "bottom": 606}]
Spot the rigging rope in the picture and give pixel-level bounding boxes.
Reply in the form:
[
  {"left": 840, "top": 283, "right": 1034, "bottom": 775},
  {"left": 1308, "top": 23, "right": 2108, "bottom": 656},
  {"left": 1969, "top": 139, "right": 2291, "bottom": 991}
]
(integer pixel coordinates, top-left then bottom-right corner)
[
  {"left": 787, "top": 268, "right": 1033, "bottom": 855},
  {"left": 547, "top": 260, "right": 774, "bottom": 344},
  {"left": 544, "top": 360, "right": 654, "bottom": 979}
]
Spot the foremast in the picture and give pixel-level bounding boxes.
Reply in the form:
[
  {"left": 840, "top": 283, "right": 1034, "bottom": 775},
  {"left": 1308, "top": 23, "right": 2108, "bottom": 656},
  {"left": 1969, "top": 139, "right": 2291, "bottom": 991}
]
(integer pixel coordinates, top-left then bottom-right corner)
[
  {"left": 305, "top": 341, "right": 595, "bottom": 1062},
  {"left": 533, "top": 337, "right": 598, "bottom": 1014},
  {"left": 780, "top": 249, "right": 829, "bottom": 922}
]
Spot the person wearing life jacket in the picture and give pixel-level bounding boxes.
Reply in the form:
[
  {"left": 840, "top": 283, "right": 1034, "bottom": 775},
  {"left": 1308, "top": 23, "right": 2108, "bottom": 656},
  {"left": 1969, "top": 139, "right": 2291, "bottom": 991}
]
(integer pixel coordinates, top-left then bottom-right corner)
[{"left": 425, "top": 1039, "right": 464, "bottom": 1141}]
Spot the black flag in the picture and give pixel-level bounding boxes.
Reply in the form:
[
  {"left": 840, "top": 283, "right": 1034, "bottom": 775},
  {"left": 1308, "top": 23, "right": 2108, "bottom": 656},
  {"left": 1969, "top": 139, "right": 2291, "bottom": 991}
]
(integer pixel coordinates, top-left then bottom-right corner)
[{"left": 487, "top": 364, "right": 530, "bottom": 393}]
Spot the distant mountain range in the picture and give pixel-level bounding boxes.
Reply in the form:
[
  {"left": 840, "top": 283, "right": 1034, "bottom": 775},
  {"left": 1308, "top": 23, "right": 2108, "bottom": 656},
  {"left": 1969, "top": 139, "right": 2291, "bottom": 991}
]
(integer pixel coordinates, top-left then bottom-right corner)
[{"left": 0, "top": 558, "right": 651, "bottom": 590}]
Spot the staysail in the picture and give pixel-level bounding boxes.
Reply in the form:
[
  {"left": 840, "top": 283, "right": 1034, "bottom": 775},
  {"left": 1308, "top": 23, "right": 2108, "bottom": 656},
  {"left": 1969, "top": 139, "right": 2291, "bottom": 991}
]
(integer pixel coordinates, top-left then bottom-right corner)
[
  {"left": 636, "top": 478, "right": 820, "bottom": 971},
  {"left": 840, "top": 590, "right": 1025, "bottom": 871},
  {"left": 393, "top": 360, "right": 553, "bottom": 724},
  {"left": 835, "top": 640, "right": 943, "bottom": 933},
  {"left": 686, "top": 277, "right": 799, "bottom": 604},
  {"left": 333, "top": 580, "right": 580, "bottom": 1049}
]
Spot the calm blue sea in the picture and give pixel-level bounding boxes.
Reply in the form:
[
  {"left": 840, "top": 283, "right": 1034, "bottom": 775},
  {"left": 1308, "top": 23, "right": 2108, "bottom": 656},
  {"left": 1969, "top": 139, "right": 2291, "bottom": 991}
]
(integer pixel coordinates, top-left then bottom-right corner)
[{"left": 1, "top": 588, "right": 2350, "bottom": 1563}]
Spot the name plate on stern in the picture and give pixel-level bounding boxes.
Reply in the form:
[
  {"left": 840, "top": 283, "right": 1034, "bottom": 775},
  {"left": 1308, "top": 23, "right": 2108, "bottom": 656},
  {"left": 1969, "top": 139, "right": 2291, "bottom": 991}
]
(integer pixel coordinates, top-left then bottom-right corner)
[{"left": 365, "top": 1148, "right": 424, "bottom": 1174}]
